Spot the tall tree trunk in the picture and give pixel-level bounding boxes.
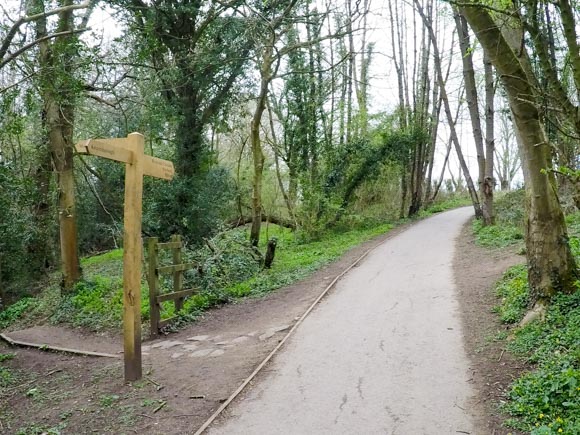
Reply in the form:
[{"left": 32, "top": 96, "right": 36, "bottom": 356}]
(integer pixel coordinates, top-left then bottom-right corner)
[
  {"left": 460, "top": 5, "right": 577, "bottom": 303},
  {"left": 267, "top": 101, "right": 295, "bottom": 222},
  {"left": 36, "top": 0, "right": 81, "bottom": 289},
  {"left": 454, "top": 11, "right": 485, "bottom": 189},
  {"left": 250, "top": 47, "right": 272, "bottom": 247},
  {"left": 482, "top": 53, "right": 496, "bottom": 225}
]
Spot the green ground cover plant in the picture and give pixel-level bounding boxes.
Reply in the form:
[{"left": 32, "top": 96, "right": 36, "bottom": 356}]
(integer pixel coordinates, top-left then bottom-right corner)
[{"left": 479, "top": 202, "right": 580, "bottom": 434}]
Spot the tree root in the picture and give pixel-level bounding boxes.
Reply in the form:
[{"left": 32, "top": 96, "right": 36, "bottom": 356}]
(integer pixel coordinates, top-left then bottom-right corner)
[{"left": 519, "top": 301, "right": 547, "bottom": 327}]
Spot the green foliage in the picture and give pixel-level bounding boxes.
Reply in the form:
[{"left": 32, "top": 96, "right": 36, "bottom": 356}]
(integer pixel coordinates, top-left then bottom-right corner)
[
  {"left": 0, "top": 297, "right": 36, "bottom": 329},
  {"left": 472, "top": 219, "right": 524, "bottom": 248},
  {"left": 494, "top": 189, "right": 526, "bottom": 227},
  {"left": 15, "top": 423, "right": 67, "bottom": 435},
  {"left": 494, "top": 265, "right": 529, "bottom": 323},
  {"left": 81, "top": 249, "right": 123, "bottom": 267},
  {"left": 491, "top": 264, "right": 580, "bottom": 433},
  {"left": 144, "top": 169, "right": 236, "bottom": 246},
  {"left": 420, "top": 196, "right": 472, "bottom": 216},
  {"left": 220, "top": 222, "right": 393, "bottom": 299},
  {"left": 0, "top": 164, "right": 53, "bottom": 293},
  {"left": 566, "top": 213, "right": 580, "bottom": 237},
  {"left": 0, "top": 366, "right": 14, "bottom": 389},
  {"left": 0, "top": 353, "right": 14, "bottom": 363},
  {"left": 0, "top": 353, "right": 16, "bottom": 389},
  {"left": 50, "top": 275, "right": 150, "bottom": 331}
]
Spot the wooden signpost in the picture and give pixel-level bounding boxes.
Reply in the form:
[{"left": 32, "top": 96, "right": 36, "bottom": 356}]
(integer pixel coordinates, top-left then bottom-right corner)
[{"left": 76, "top": 132, "right": 174, "bottom": 381}]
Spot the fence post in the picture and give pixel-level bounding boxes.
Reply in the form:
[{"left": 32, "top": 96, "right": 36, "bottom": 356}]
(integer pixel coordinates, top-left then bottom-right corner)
[
  {"left": 147, "top": 237, "right": 160, "bottom": 337},
  {"left": 171, "top": 234, "right": 184, "bottom": 312}
]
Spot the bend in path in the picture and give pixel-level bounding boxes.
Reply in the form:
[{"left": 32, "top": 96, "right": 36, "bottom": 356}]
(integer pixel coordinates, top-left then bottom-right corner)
[{"left": 209, "top": 207, "right": 477, "bottom": 435}]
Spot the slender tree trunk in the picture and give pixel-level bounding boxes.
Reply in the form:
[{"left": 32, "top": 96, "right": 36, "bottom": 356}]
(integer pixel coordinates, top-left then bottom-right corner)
[
  {"left": 454, "top": 10, "right": 485, "bottom": 190},
  {"left": 415, "top": 0, "right": 482, "bottom": 218},
  {"left": 250, "top": 47, "right": 272, "bottom": 247},
  {"left": 482, "top": 53, "right": 495, "bottom": 225},
  {"left": 267, "top": 101, "right": 295, "bottom": 222}
]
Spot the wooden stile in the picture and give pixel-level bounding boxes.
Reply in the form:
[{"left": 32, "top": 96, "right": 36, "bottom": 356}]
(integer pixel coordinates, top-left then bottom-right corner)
[{"left": 145, "top": 236, "right": 198, "bottom": 336}]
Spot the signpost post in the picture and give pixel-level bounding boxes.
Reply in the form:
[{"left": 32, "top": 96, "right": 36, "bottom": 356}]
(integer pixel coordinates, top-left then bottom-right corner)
[{"left": 76, "top": 132, "right": 174, "bottom": 381}]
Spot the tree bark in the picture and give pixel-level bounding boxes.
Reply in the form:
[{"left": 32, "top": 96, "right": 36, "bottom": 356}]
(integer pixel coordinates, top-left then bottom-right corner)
[{"left": 250, "top": 46, "right": 272, "bottom": 247}]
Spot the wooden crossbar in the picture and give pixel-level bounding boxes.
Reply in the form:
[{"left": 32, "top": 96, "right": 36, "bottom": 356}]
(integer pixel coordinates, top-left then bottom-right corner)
[
  {"left": 157, "top": 262, "right": 196, "bottom": 274},
  {"left": 158, "top": 317, "right": 177, "bottom": 329},
  {"left": 156, "top": 289, "right": 195, "bottom": 304},
  {"left": 156, "top": 241, "right": 182, "bottom": 250}
]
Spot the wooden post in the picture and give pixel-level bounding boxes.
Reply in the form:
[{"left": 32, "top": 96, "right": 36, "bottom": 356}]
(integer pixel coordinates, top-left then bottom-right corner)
[
  {"left": 171, "top": 235, "right": 184, "bottom": 312},
  {"left": 122, "top": 132, "right": 145, "bottom": 382},
  {"left": 147, "top": 237, "right": 160, "bottom": 338},
  {"left": 75, "top": 132, "right": 174, "bottom": 382}
]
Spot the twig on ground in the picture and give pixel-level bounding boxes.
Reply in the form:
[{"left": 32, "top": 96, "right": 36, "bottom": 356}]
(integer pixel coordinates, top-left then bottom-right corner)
[{"left": 153, "top": 401, "right": 167, "bottom": 413}]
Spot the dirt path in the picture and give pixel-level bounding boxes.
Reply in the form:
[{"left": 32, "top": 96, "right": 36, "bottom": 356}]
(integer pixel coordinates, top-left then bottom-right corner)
[
  {"left": 454, "top": 221, "right": 525, "bottom": 435},
  {"left": 208, "top": 207, "right": 477, "bottom": 434}
]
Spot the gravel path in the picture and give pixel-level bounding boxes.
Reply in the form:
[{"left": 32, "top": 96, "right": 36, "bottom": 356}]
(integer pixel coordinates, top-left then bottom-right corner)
[{"left": 209, "top": 207, "right": 477, "bottom": 435}]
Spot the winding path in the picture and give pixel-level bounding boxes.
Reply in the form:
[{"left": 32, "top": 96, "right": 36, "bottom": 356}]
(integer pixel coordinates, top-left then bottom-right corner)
[{"left": 209, "top": 207, "right": 477, "bottom": 434}]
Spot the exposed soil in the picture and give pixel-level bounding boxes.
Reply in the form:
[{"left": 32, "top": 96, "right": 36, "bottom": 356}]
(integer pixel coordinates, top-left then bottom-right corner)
[
  {"left": 454, "top": 220, "right": 527, "bottom": 435},
  {"left": 0, "top": 218, "right": 527, "bottom": 435},
  {"left": 0, "top": 223, "right": 411, "bottom": 435}
]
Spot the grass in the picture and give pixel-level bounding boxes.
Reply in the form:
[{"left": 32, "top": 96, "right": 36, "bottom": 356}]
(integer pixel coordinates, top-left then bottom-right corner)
[
  {"left": 1, "top": 220, "right": 394, "bottom": 334},
  {"left": 419, "top": 196, "right": 472, "bottom": 216},
  {"left": 494, "top": 264, "right": 529, "bottom": 323},
  {"left": 476, "top": 204, "right": 580, "bottom": 434},
  {"left": 473, "top": 219, "right": 524, "bottom": 248}
]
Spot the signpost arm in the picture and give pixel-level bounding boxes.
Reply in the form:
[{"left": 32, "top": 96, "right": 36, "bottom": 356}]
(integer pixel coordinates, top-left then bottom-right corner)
[{"left": 123, "top": 132, "right": 145, "bottom": 381}]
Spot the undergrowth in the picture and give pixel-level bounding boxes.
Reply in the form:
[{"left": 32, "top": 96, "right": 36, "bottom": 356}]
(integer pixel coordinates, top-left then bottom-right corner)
[
  {"left": 500, "top": 289, "right": 580, "bottom": 434},
  {"left": 482, "top": 207, "right": 580, "bottom": 434},
  {"left": 1, "top": 222, "right": 392, "bottom": 334},
  {"left": 472, "top": 190, "right": 525, "bottom": 249},
  {"left": 473, "top": 219, "right": 524, "bottom": 248}
]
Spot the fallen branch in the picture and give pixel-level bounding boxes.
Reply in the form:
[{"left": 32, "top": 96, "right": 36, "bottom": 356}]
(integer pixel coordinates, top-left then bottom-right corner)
[
  {"left": 0, "top": 333, "right": 120, "bottom": 359},
  {"left": 228, "top": 214, "right": 296, "bottom": 230}
]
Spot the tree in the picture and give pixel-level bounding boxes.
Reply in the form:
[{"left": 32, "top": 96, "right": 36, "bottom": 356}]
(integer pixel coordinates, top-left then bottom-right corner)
[
  {"left": 453, "top": 9, "right": 495, "bottom": 224},
  {"left": 120, "top": 0, "right": 251, "bottom": 177},
  {"left": 32, "top": 0, "right": 92, "bottom": 289},
  {"left": 459, "top": 3, "right": 578, "bottom": 305},
  {"left": 414, "top": 0, "right": 482, "bottom": 218}
]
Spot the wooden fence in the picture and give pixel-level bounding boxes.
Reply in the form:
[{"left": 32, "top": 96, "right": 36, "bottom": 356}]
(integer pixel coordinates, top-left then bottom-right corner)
[{"left": 146, "top": 235, "right": 196, "bottom": 336}]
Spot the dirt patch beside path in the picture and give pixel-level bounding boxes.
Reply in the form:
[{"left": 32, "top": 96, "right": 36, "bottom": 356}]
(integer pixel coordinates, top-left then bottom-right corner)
[
  {"left": 454, "top": 221, "right": 527, "bottom": 435},
  {"left": 1, "top": 223, "right": 413, "bottom": 435}
]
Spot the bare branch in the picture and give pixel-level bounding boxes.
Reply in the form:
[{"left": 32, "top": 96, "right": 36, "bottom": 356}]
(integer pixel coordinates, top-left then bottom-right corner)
[
  {"left": 0, "top": 2, "right": 90, "bottom": 65},
  {"left": 0, "top": 28, "right": 90, "bottom": 70}
]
